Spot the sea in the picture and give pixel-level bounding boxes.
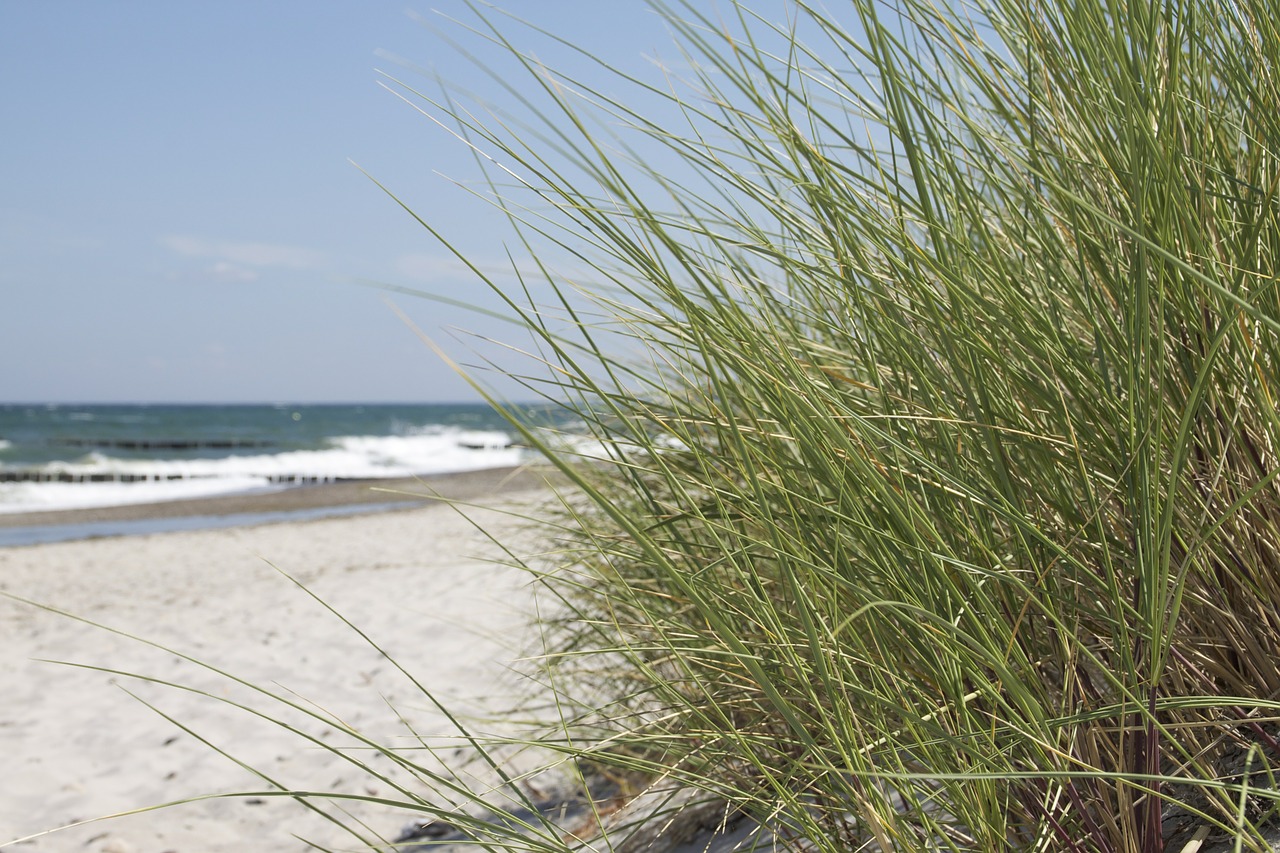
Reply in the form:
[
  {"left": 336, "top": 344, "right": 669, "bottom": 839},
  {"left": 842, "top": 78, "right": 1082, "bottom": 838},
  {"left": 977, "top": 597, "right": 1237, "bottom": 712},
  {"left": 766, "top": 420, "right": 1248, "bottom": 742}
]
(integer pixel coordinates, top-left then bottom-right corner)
[{"left": 0, "top": 402, "right": 552, "bottom": 516}]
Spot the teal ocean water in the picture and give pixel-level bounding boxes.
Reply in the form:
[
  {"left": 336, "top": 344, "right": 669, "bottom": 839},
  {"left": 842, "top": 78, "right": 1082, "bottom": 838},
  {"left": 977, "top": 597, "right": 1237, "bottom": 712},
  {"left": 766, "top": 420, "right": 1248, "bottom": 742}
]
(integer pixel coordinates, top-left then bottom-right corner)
[{"left": 0, "top": 403, "right": 543, "bottom": 514}]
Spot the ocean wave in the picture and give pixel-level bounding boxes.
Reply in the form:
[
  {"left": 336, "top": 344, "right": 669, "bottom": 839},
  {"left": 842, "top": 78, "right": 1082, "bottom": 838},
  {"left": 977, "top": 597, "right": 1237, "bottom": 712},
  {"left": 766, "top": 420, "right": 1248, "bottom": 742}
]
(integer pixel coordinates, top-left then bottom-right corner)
[
  {"left": 0, "top": 428, "right": 524, "bottom": 513},
  {"left": 0, "top": 476, "right": 278, "bottom": 514}
]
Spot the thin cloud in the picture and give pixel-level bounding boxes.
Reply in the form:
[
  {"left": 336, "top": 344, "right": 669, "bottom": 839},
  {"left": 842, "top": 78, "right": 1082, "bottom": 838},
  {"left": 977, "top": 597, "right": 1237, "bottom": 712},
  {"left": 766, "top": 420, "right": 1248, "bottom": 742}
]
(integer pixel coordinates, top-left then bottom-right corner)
[
  {"left": 162, "top": 235, "right": 328, "bottom": 271},
  {"left": 208, "top": 261, "right": 259, "bottom": 282}
]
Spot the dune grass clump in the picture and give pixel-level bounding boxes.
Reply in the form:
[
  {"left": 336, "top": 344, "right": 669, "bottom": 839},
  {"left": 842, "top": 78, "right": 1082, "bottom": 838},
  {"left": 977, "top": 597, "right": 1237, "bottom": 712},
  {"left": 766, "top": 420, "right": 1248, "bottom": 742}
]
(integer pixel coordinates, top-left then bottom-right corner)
[{"left": 381, "top": 0, "right": 1280, "bottom": 850}]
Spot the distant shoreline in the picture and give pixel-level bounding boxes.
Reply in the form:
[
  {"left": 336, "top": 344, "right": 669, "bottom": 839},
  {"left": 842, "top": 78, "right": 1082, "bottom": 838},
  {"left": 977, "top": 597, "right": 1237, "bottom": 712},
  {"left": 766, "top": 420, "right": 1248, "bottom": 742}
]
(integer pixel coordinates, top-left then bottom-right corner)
[{"left": 0, "top": 465, "right": 551, "bottom": 543}]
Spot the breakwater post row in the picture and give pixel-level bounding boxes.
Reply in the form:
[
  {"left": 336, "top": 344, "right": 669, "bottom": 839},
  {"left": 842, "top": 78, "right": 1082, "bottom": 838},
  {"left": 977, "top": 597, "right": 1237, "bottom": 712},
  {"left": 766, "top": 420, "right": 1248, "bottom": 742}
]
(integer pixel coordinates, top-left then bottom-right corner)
[
  {"left": 45, "top": 438, "right": 274, "bottom": 450},
  {"left": 0, "top": 471, "right": 347, "bottom": 485}
]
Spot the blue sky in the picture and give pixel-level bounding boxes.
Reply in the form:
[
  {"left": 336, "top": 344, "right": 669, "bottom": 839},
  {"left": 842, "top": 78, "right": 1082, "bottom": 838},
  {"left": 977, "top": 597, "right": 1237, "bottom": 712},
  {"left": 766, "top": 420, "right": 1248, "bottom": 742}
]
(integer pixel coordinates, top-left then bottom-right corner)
[{"left": 0, "top": 2, "right": 681, "bottom": 403}]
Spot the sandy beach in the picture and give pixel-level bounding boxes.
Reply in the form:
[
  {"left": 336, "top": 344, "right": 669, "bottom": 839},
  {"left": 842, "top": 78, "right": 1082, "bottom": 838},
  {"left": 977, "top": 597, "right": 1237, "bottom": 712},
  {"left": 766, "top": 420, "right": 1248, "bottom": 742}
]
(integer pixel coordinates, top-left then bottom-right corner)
[{"left": 0, "top": 468, "right": 560, "bottom": 852}]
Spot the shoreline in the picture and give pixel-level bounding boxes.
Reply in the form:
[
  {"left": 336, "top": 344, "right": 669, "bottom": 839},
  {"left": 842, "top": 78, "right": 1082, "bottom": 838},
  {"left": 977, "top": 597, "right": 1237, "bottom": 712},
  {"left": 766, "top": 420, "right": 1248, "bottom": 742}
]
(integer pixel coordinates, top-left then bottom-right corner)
[{"left": 0, "top": 465, "right": 551, "bottom": 545}]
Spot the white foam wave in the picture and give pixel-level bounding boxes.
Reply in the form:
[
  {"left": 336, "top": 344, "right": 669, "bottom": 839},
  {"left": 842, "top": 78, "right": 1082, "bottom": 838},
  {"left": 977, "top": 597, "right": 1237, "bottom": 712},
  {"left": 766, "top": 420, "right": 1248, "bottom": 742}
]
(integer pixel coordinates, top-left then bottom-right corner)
[
  {"left": 0, "top": 477, "right": 277, "bottom": 514},
  {"left": 0, "top": 429, "right": 523, "bottom": 514}
]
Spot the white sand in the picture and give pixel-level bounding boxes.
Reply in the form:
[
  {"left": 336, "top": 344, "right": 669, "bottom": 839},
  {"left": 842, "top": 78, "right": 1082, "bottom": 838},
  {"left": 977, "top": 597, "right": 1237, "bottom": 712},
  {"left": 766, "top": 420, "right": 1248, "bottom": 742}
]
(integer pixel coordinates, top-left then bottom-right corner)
[{"left": 0, "top": 494, "right": 556, "bottom": 853}]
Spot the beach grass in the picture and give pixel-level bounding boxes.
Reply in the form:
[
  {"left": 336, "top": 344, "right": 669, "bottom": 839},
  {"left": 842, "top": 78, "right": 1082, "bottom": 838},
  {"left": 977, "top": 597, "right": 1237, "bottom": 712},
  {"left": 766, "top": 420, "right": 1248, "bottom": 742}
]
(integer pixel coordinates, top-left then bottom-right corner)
[
  {"left": 32, "top": 1, "right": 1280, "bottom": 851},
  {"left": 371, "top": 0, "right": 1280, "bottom": 850}
]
